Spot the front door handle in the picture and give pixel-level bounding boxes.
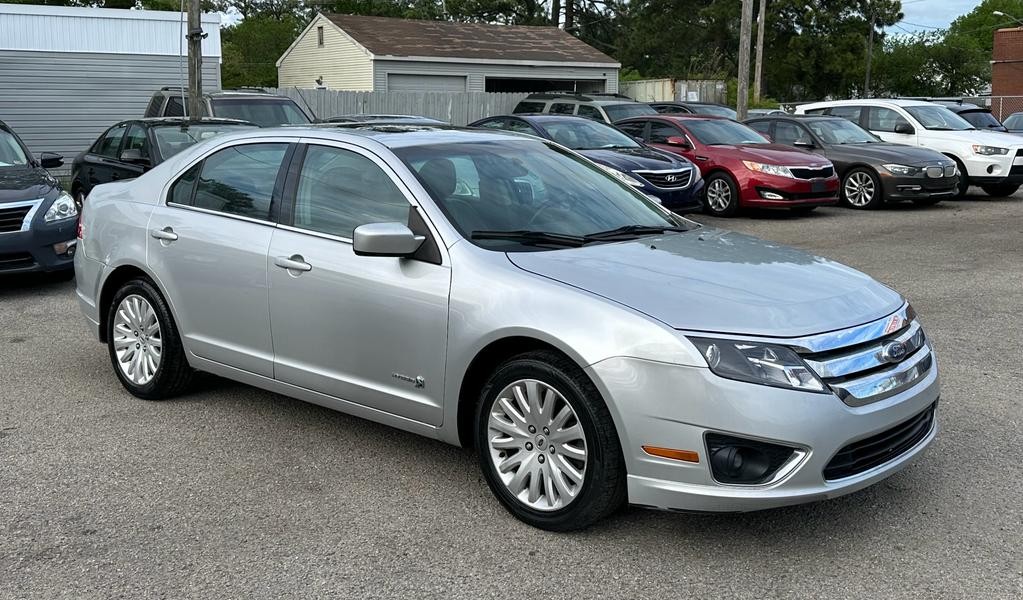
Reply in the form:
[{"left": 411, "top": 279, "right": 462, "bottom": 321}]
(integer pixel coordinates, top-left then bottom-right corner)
[
  {"left": 151, "top": 227, "right": 178, "bottom": 242},
  {"left": 695, "top": 155, "right": 710, "bottom": 161},
  {"left": 274, "top": 255, "right": 312, "bottom": 272}
]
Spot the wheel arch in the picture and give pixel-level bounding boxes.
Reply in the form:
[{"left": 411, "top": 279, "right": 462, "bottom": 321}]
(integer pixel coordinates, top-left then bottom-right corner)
[{"left": 97, "top": 264, "right": 168, "bottom": 344}]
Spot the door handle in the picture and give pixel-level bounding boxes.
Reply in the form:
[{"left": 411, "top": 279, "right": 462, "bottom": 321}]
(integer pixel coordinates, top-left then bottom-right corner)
[
  {"left": 695, "top": 155, "right": 710, "bottom": 161},
  {"left": 274, "top": 255, "right": 312, "bottom": 272},
  {"left": 151, "top": 227, "right": 178, "bottom": 241}
]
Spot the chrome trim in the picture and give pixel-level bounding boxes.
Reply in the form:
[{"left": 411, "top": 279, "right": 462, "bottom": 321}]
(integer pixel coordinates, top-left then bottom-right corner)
[
  {"left": 780, "top": 303, "right": 912, "bottom": 354},
  {"left": 804, "top": 321, "right": 924, "bottom": 379},
  {"left": 633, "top": 168, "right": 693, "bottom": 190},
  {"left": 0, "top": 198, "right": 43, "bottom": 234},
  {"left": 166, "top": 202, "right": 276, "bottom": 227},
  {"left": 829, "top": 344, "right": 933, "bottom": 407}
]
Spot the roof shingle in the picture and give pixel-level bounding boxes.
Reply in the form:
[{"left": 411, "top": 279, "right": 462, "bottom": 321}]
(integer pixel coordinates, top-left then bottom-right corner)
[{"left": 324, "top": 14, "right": 618, "bottom": 65}]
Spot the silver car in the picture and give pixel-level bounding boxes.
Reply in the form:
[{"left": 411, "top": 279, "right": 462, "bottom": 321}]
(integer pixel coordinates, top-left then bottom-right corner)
[{"left": 75, "top": 126, "right": 939, "bottom": 530}]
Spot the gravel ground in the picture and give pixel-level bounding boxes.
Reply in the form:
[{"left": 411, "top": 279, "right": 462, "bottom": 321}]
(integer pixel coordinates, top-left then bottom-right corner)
[{"left": 1, "top": 193, "right": 1021, "bottom": 599}]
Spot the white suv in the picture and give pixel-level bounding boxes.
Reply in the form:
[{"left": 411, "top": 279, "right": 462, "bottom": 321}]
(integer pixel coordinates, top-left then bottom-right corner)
[{"left": 796, "top": 99, "right": 1023, "bottom": 197}]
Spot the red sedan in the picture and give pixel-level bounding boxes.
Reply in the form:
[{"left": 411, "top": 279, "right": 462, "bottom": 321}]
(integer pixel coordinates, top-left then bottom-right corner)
[{"left": 616, "top": 115, "right": 839, "bottom": 216}]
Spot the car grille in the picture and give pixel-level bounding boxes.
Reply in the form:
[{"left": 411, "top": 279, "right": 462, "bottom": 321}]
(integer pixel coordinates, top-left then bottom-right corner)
[
  {"left": 823, "top": 402, "right": 936, "bottom": 480},
  {"left": 795, "top": 304, "right": 934, "bottom": 407},
  {"left": 634, "top": 169, "right": 692, "bottom": 189},
  {"left": 925, "top": 165, "right": 957, "bottom": 178},
  {"left": 789, "top": 165, "right": 834, "bottom": 179},
  {"left": 0, "top": 205, "right": 33, "bottom": 233},
  {"left": 0, "top": 252, "right": 36, "bottom": 271}
]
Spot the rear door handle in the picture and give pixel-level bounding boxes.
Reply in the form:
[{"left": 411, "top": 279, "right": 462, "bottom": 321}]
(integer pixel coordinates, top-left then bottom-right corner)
[
  {"left": 274, "top": 255, "right": 312, "bottom": 272},
  {"left": 151, "top": 227, "right": 178, "bottom": 241}
]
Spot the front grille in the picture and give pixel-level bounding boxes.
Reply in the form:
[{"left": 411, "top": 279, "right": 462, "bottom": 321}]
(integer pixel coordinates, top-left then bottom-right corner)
[
  {"left": 0, "top": 252, "right": 36, "bottom": 271},
  {"left": 0, "top": 205, "right": 32, "bottom": 233},
  {"left": 925, "top": 166, "right": 943, "bottom": 178},
  {"left": 789, "top": 165, "right": 834, "bottom": 179},
  {"left": 823, "top": 402, "right": 936, "bottom": 480},
  {"left": 944, "top": 164, "right": 957, "bottom": 177},
  {"left": 634, "top": 169, "right": 692, "bottom": 189}
]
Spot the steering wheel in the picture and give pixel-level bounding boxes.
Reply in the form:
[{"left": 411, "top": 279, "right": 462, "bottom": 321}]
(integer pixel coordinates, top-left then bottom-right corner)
[{"left": 526, "top": 199, "right": 572, "bottom": 228}]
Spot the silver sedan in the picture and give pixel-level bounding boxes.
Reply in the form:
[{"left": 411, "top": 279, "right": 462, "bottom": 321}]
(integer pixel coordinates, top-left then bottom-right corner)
[{"left": 75, "top": 126, "right": 939, "bottom": 530}]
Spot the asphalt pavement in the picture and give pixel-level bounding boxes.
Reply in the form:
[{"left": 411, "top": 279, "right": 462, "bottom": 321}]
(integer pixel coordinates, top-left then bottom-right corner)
[{"left": 2, "top": 193, "right": 1021, "bottom": 599}]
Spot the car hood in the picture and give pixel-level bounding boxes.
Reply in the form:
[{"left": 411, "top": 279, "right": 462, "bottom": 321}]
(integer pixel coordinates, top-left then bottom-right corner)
[
  {"left": 714, "top": 143, "right": 829, "bottom": 166},
  {"left": 0, "top": 167, "right": 59, "bottom": 204},
  {"left": 578, "top": 146, "right": 690, "bottom": 171},
  {"left": 927, "top": 129, "right": 1023, "bottom": 147},
  {"left": 827, "top": 143, "right": 951, "bottom": 166},
  {"left": 507, "top": 228, "right": 903, "bottom": 338}
]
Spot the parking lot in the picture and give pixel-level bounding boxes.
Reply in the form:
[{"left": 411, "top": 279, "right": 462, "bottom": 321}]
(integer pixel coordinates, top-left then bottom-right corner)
[{"left": 2, "top": 194, "right": 1021, "bottom": 599}]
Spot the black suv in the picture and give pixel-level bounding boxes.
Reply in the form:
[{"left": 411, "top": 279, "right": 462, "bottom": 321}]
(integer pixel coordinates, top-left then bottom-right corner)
[
  {"left": 0, "top": 120, "right": 76, "bottom": 276},
  {"left": 512, "top": 92, "right": 657, "bottom": 124},
  {"left": 144, "top": 88, "right": 313, "bottom": 126},
  {"left": 71, "top": 118, "right": 257, "bottom": 205}
]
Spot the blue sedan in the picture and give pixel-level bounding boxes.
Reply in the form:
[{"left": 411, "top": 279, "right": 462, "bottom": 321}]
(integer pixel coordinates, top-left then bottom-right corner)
[{"left": 470, "top": 114, "right": 703, "bottom": 212}]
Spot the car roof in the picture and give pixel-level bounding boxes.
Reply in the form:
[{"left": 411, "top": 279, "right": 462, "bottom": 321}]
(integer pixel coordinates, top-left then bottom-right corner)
[
  {"left": 747, "top": 114, "right": 840, "bottom": 122},
  {"left": 250, "top": 124, "right": 530, "bottom": 149},
  {"left": 135, "top": 117, "right": 255, "bottom": 126},
  {"left": 801, "top": 98, "right": 934, "bottom": 109},
  {"left": 501, "top": 114, "right": 604, "bottom": 123}
]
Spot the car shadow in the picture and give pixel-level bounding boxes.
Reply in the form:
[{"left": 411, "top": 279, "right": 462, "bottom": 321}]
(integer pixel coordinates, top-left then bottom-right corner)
[{"left": 0, "top": 272, "right": 74, "bottom": 298}]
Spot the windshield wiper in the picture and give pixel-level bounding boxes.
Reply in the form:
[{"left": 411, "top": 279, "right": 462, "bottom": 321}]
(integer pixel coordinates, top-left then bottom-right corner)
[
  {"left": 584, "top": 224, "right": 690, "bottom": 240},
  {"left": 471, "top": 229, "right": 590, "bottom": 247}
]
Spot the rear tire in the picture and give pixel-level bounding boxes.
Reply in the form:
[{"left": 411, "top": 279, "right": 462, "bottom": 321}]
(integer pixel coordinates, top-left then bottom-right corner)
[
  {"left": 980, "top": 183, "right": 1020, "bottom": 197},
  {"left": 703, "top": 172, "right": 740, "bottom": 217},
  {"left": 841, "top": 168, "right": 883, "bottom": 209},
  {"left": 106, "top": 278, "right": 194, "bottom": 400},
  {"left": 475, "top": 350, "right": 626, "bottom": 531}
]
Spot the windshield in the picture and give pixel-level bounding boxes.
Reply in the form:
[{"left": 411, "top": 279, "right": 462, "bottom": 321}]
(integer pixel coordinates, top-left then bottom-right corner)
[
  {"left": 210, "top": 98, "right": 311, "bottom": 126},
  {"left": 958, "top": 110, "right": 1006, "bottom": 130},
  {"left": 153, "top": 124, "right": 258, "bottom": 159},
  {"left": 685, "top": 120, "right": 768, "bottom": 145},
  {"left": 694, "top": 105, "right": 738, "bottom": 119},
  {"left": 394, "top": 139, "right": 682, "bottom": 251},
  {"left": 904, "top": 105, "right": 974, "bottom": 131},
  {"left": 806, "top": 119, "right": 879, "bottom": 144},
  {"left": 1004, "top": 113, "right": 1023, "bottom": 130},
  {"left": 0, "top": 130, "right": 30, "bottom": 167},
  {"left": 539, "top": 119, "right": 641, "bottom": 150},
  {"left": 602, "top": 103, "right": 657, "bottom": 122}
]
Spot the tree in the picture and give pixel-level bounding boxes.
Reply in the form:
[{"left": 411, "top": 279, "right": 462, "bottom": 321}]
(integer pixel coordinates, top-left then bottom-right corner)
[{"left": 221, "top": 13, "right": 303, "bottom": 87}]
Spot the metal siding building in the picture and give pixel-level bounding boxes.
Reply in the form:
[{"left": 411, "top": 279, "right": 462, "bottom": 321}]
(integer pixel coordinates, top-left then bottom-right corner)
[
  {"left": 277, "top": 14, "right": 619, "bottom": 94},
  {"left": 0, "top": 4, "right": 221, "bottom": 175}
]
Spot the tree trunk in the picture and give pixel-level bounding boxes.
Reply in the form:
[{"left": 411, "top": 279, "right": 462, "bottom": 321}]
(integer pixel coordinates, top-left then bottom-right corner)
[
  {"left": 552, "top": 0, "right": 562, "bottom": 27},
  {"left": 565, "top": 0, "right": 574, "bottom": 31}
]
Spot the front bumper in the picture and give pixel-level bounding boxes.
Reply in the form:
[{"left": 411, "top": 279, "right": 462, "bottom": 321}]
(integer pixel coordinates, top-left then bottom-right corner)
[
  {"left": 962, "top": 152, "right": 1023, "bottom": 184},
  {"left": 0, "top": 216, "right": 78, "bottom": 274},
  {"left": 880, "top": 172, "right": 958, "bottom": 201},
  {"left": 587, "top": 355, "right": 939, "bottom": 512},
  {"left": 741, "top": 173, "right": 840, "bottom": 208}
]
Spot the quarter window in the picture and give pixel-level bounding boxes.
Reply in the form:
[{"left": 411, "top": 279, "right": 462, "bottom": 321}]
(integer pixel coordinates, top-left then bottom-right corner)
[
  {"left": 94, "top": 123, "right": 127, "bottom": 158},
  {"left": 165, "top": 96, "right": 185, "bottom": 117},
  {"left": 193, "top": 143, "right": 288, "bottom": 220},
  {"left": 550, "top": 103, "right": 575, "bottom": 115},
  {"left": 867, "top": 107, "right": 910, "bottom": 132},
  {"left": 293, "top": 145, "right": 410, "bottom": 238},
  {"left": 168, "top": 164, "right": 200, "bottom": 205}
]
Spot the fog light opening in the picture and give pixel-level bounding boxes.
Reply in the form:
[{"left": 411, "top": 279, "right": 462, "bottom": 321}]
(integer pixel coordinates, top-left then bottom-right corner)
[
  {"left": 53, "top": 239, "right": 77, "bottom": 257},
  {"left": 759, "top": 190, "right": 785, "bottom": 200},
  {"left": 705, "top": 432, "right": 799, "bottom": 485},
  {"left": 710, "top": 446, "right": 771, "bottom": 482}
]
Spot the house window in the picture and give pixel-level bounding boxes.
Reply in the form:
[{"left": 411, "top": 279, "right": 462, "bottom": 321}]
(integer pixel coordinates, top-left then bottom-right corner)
[{"left": 317, "top": 26, "right": 324, "bottom": 47}]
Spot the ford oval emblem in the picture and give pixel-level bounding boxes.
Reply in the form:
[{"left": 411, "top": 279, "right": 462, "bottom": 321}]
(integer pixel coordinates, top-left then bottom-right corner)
[{"left": 880, "top": 341, "right": 908, "bottom": 363}]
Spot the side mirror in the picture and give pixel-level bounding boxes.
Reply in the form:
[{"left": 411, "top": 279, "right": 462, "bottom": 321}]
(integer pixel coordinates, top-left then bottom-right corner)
[
  {"left": 794, "top": 138, "right": 815, "bottom": 148},
  {"left": 894, "top": 123, "right": 915, "bottom": 135},
  {"left": 39, "top": 152, "right": 64, "bottom": 169},
  {"left": 353, "top": 222, "right": 425, "bottom": 257},
  {"left": 665, "top": 136, "right": 691, "bottom": 149},
  {"left": 119, "top": 148, "right": 151, "bottom": 167}
]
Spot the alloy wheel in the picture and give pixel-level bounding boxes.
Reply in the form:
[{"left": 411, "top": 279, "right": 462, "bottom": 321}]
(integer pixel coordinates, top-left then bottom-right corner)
[
  {"left": 112, "top": 294, "right": 162, "bottom": 385},
  {"left": 844, "top": 172, "right": 875, "bottom": 207},
  {"left": 706, "top": 178, "right": 731, "bottom": 212},
  {"left": 486, "top": 379, "right": 588, "bottom": 511}
]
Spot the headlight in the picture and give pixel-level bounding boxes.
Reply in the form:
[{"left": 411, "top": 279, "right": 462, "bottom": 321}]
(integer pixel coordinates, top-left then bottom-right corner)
[
  {"left": 972, "top": 145, "right": 1009, "bottom": 156},
  {"left": 44, "top": 192, "right": 78, "bottom": 223},
  {"left": 882, "top": 164, "right": 921, "bottom": 176},
  {"left": 742, "top": 161, "right": 794, "bottom": 178},
  {"left": 689, "top": 337, "right": 826, "bottom": 392},
  {"left": 596, "top": 163, "right": 644, "bottom": 187}
]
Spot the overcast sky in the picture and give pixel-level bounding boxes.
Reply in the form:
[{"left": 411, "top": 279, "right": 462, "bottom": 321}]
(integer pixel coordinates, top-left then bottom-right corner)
[{"left": 891, "top": 0, "right": 984, "bottom": 33}]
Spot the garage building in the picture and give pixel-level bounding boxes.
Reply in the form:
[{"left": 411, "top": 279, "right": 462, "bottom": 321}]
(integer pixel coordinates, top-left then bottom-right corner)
[
  {"left": 277, "top": 13, "right": 620, "bottom": 94},
  {"left": 0, "top": 3, "right": 221, "bottom": 175}
]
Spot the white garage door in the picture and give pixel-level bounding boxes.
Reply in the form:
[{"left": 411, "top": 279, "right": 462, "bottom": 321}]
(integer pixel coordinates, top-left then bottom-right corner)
[{"left": 387, "top": 74, "right": 467, "bottom": 92}]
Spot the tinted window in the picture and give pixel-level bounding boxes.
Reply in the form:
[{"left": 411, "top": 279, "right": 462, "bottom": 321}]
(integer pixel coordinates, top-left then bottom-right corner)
[
  {"left": 805, "top": 119, "right": 878, "bottom": 144},
  {"left": 145, "top": 95, "right": 164, "bottom": 117},
  {"left": 121, "top": 123, "right": 150, "bottom": 159},
  {"left": 868, "top": 107, "right": 911, "bottom": 132},
  {"left": 746, "top": 120, "right": 771, "bottom": 134},
  {"left": 210, "top": 98, "right": 310, "bottom": 126},
  {"left": 773, "top": 121, "right": 808, "bottom": 145},
  {"left": 193, "top": 143, "right": 288, "bottom": 220},
  {"left": 168, "top": 163, "right": 200, "bottom": 205},
  {"left": 803, "top": 108, "right": 828, "bottom": 115},
  {"left": 540, "top": 119, "right": 641, "bottom": 150},
  {"left": 293, "top": 145, "right": 410, "bottom": 238},
  {"left": 577, "top": 105, "right": 602, "bottom": 120},
  {"left": 152, "top": 123, "right": 257, "bottom": 159},
  {"left": 616, "top": 121, "right": 646, "bottom": 138},
  {"left": 0, "top": 130, "right": 30, "bottom": 167},
  {"left": 475, "top": 118, "right": 534, "bottom": 134},
  {"left": 828, "top": 106, "right": 862, "bottom": 122},
  {"left": 684, "top": 120, "right": 768, "bottom": 145},
  {"left": 1004, "top": 113, "right": 1023, "bottom": 129},
  {"left": 958, "top": 110, "right": 1005, "bottom": 130},
  {"left": 690, "top": 104, "right": 738, "bottom": 119},
  {"left": 513, "top": 101, "right": 546, "bottom": 114},
  {"left": 649, "top": 122, "right": 682, "bottom": 144},
  {"left": 653, "top": 104, "right": 689, "bottom": 114},
  {"left": 550, "top": 103, "right": 576, "bottom": 115},
  {"left": 903, "top": 105, "right": 973, "bottom": 131},
  {"left": 165, "top": 96, "right": 185, "bottom": 117},
  {"left": 602, "top": 103, "right": 657, "bottom": 122},
  {"left": 94, "top": 123, "right": 127, "bottom": 158}
]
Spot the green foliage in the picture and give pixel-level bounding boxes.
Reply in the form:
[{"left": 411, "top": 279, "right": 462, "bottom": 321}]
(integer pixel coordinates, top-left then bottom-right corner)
[
  {"left": 221, "top": 14, "right": 303, "bottom": 88},
  {"left": 874, "top": 31, "right": 989, "bottom": 96}
]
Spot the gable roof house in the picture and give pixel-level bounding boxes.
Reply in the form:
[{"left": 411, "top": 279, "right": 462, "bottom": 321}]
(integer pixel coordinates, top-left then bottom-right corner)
[{"left": 276, "top": 14, "right": 620, "bottom": 93}]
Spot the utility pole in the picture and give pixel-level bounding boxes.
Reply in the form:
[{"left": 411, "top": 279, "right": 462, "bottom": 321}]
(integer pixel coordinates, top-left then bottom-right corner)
[
  {"left": 186, "top": 0, "right": 204, "bottom": 120},
  {"left": 754, "top": 0, "right": 766, "bottom": 103},
  {"left": 737, "top": 0, "right": 754, "bottom": 120},
  {"left": 864, "top": 14, "right": 875, "bottom": 97}
]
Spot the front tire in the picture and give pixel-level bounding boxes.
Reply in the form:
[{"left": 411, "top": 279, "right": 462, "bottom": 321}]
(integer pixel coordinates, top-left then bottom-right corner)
[
  {"left": 949, "top": 157, "right": 969, "bottom": 198},
  {"left": 703, "top": 172, "right": 740, "bottom": 217},
  {"left": 107, "top": 278, "right": 194, "bottom": 400},
  {"left": 475, "top": 350, "right": 626, "bottom": 531},
  {"left": 841, "top": 168, "right": 883, "bottom": 209},
  {"left": 980, "top": 183, "right": 1020, "bottom": 197}
]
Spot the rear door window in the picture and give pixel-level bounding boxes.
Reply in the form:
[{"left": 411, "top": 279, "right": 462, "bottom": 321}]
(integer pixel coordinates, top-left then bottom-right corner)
[
  {"left": 616, "top": 120, "right": 647, "bottom": 139},
  {"left": 121, "top": 123, "right": 151, "bottom": 160},
  {"left": 828, "top": 105, "right": 863, "bottom": 123},
  {"left": 192, "top": 143, "right": 289, "bottom": 220},
  {"left": 746, "top": 120, "right": 772, "bottom": 135},
  {"left": 772, "top": 121, "right": 808, "bottom": 145},
  {"left": 867, "top": 107, "right": 910, "bottom": 132},
  {"left": 93, "top": 123, "right": 128, "bottom": 158},
  {"left": 577, "top": 105, "right": 602, "bottom": 120},
  {"left": 649, "top": 122, "right": 682, "bottom": 144},
  {"left": 513, "top": 101, "right": 546, "bottom": 114}
]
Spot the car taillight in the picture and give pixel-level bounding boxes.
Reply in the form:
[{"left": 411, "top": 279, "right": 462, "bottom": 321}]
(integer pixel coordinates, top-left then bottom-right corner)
[{"left": 76, "top": 216, "right": 84, "bottom": 240}]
